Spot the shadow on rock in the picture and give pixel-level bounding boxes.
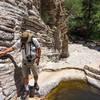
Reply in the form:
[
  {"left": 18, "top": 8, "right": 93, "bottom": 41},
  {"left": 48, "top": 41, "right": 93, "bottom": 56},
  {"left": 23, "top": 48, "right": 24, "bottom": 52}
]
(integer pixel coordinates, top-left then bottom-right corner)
[{"left": 0, "top": 54, "right": 24, "bottom": 97}]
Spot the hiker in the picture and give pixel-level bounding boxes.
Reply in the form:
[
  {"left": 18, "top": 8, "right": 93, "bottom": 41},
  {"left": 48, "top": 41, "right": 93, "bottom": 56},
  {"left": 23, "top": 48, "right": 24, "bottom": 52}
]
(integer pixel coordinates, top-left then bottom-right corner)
[{"left": 0, "top": 30, "right": 41, "bottom": 96}]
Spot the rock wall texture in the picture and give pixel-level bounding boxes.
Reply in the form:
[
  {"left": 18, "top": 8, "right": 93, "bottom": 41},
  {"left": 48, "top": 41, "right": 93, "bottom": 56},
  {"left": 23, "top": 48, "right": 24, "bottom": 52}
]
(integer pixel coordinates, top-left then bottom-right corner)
[
  {"left": 84, "top": 63, "right": 100, "bottom": 88},
  {"left": 0, "top": 0, "right": 54, "bottom": 100}
]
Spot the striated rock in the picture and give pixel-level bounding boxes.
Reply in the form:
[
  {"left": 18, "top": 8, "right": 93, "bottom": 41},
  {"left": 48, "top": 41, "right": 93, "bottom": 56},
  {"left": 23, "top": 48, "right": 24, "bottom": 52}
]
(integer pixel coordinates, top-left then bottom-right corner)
[
  {"left": 0, "top": 94, "right": 5, "bottom": 100},
  {"left": 84, "top": 63, "right": 100, "bottom": 88},
  {"left": 0, "top": 1, "right": 24, "bottom": 47},
  {"left": 0, "top": 0, "right": 51, "bottom": 48},
  {"left": 0, "top": 0, "right": 55, "bottom": 100},
  {"left": 86, "top": 76, "right": 100, "bottom": 88}
]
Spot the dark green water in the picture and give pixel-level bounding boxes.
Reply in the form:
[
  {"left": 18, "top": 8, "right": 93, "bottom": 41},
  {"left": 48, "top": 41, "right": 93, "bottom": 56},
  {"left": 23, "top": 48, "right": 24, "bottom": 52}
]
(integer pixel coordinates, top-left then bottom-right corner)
[{"left": 46, "top": 80, "right": 100, "bottom": 100}]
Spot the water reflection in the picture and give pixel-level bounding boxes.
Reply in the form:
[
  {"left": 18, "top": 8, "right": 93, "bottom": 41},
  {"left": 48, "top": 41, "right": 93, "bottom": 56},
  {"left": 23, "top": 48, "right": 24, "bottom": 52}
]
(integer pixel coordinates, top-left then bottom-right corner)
[{"left": 46, "top": 80, "right": 100, "bottom": 100}]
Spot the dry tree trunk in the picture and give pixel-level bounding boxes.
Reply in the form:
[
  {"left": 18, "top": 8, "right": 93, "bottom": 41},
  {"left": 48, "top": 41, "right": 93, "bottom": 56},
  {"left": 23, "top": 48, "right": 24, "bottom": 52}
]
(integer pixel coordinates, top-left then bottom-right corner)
[{"left": 41, "top": 0, "right": 69, "bottom": 58}]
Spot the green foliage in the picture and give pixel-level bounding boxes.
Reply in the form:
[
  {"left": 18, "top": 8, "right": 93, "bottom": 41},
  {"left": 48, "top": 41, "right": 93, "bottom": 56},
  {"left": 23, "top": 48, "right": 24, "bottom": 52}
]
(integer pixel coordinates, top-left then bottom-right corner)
[
  {"left": 65, "top": 0, "right": 100, "bottom": 41},
  {"left": 65, "top": 0, "right": 83, "bottom": 17},
  {"left": 65, "top": 0, "right": 83, "bottom": 33},
  {"left": 90, "top": 33, "right": 100, "bottom": 42}
]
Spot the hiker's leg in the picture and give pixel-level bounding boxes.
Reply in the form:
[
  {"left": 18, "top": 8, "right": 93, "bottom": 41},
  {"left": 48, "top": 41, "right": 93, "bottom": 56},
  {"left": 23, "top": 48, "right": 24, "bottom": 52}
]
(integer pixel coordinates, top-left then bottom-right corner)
[
  {"left": 24, "top": 77, "right": 29, "bottom": 86},
  {"left": 33, "top": 71, "right": 38, "bottom": 85},
  {"left": 22, "top": 60, "right": 29, "bottom": 91},
  {"left": 31, "top": 62, "right": 38, "bottom": 81},
  {"left": 21, "top": 60, "right": 30, "bottom": 98},
  {"left": 31, "top": 62, "right": 39, "bottom": 90},
  {"left": 33, "top": 73, "right": 39, "bottom": 90},
  {"left": 23, "top": 76, "right": 29, "bottom": 91}
]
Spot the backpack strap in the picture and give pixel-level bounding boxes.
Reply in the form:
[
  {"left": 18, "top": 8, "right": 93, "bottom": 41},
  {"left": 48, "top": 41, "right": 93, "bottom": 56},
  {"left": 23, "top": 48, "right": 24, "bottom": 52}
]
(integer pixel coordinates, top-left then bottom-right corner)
[
  {"left": 21, "top": 43, "right": 27, "bottom": 55},
  {"left": 20, "top": 37, "right": 37, "bottom": 57},
  {"left": 29, "top": 37, "right": 37, "bottom": 56},
  {"left": 30, "top": 42, "right": 31, "bottom": 56},
  {"left": 30, "top": 37, "right": 37, "bottom": 48}
]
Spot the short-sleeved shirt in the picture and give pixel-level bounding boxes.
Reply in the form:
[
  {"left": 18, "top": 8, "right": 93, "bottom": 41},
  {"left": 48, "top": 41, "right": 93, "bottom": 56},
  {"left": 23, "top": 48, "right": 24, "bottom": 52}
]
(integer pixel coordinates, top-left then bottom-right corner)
[{"left": 12, "top": 38, "right": 40, "bottom": 60}]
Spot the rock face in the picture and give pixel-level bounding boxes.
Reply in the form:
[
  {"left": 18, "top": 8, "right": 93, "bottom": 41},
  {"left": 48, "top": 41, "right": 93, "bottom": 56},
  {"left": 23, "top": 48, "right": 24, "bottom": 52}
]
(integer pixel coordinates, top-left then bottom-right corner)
[
  {"left": 0, "top": 0, "right": 51, "bottom": 47},
  {"left": 84, "top": 63, "right": 100, "bottom": 88},
  {"left": 0, "top": 0, "right": 68, "bottom": 99},
  {"left": 0, "top": 0, "right": 53, "bottom": 100}
]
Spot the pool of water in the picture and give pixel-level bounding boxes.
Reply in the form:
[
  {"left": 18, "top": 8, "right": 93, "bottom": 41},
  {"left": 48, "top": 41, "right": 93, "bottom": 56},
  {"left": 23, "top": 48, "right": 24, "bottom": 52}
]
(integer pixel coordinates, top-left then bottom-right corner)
[{"left": 45, "top": 80, "right": 100, "bottom": 100}]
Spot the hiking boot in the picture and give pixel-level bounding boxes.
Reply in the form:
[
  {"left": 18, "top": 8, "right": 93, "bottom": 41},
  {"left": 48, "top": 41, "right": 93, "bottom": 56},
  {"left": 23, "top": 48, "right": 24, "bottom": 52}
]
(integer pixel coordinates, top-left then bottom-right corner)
[
  {"left": 22, "top": 90, "right": 29, "bottom": 100},
  {"left": 34, "top": 83, "right": 39, "bottom": 91},
  {"left": 29, "top": 86, "right": 35, "bottom": 97},
  {"left": 21, "top": 87, "right": 29, "bottom": 99}
]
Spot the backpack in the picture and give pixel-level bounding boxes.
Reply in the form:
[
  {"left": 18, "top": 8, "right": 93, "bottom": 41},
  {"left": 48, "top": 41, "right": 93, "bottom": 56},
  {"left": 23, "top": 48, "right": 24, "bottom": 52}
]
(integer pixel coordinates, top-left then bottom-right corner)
[{"left": 21, "top": 37, "right": 37, "bottom": 57}]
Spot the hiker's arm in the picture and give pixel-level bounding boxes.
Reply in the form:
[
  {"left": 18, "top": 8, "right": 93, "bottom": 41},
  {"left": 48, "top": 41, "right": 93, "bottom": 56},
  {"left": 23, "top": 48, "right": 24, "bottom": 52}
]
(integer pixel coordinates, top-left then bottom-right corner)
[
  {"left": 32, "top": 38, "right": 41, "bottom": 65},
  {"left": 0, "top": 47, "right": 14, "bottom": 55},
  {"left": 37, "top": 48, "right": 41, "bottom": 59},
  {"left": 0, "top": 40, "right": 21, "bottom": 55},
  {"left": 35, "top": 48, "right": 41, "bottom": 65}
]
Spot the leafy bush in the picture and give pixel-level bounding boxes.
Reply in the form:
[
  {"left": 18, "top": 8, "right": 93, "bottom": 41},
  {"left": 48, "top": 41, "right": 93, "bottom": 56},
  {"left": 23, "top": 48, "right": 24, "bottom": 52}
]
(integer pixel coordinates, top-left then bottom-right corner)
[{"left": 65, "top": 0, "right": 100, "bottom": 41}]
